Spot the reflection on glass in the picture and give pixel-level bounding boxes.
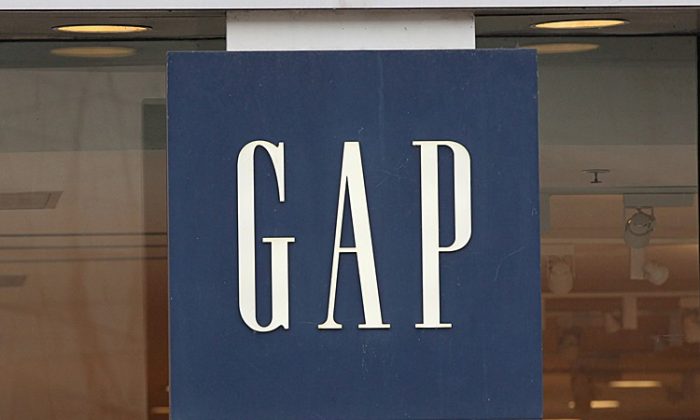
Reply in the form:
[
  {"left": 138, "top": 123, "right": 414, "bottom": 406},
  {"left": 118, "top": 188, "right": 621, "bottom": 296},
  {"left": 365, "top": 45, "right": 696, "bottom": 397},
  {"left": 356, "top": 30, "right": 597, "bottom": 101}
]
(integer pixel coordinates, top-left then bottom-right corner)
[
  {"left": 480, "top": 36, "right": 700, "bottom": 419},
  {"left": 0, "top": 39, "right": 223, "bottom": 419}
]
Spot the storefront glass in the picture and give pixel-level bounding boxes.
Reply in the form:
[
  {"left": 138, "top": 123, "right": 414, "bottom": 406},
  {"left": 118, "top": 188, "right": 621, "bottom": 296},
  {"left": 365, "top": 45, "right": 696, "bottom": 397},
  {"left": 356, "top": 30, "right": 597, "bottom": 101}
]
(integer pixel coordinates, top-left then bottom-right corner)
[
  {"left": 0, "top": 10, "right": 698, "bottom": 419},
  {"left": 480, "top": 32, "right": 699, "bottom": 418},
  {"left": 0, "top": 35, "right": 223, "bottom": 418}
]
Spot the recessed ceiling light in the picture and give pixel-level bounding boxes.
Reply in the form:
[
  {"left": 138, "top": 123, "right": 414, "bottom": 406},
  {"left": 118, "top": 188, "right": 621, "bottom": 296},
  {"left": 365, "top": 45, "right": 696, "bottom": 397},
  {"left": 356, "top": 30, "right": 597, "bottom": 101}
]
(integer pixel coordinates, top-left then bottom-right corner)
[
  {"left": 522, "top": 43, "right": 599, "bottom": 55},
  {"left": 590, "top": 400, "right": 620, "bottom": 409},
  {"left": 52, "top": 24, "right": 151, "bottom": 34},
  {"left": 569, "top": 400, "right": 620, "bottom": 409},
  {"left": 50, "top": 46, "right": 136, "bottom": 58},
  {"left": 609, "top": 380, "right": 662, "bottom": 388},
  {"left": 533, "top": 19, "right": 628, "bottom": 30}
]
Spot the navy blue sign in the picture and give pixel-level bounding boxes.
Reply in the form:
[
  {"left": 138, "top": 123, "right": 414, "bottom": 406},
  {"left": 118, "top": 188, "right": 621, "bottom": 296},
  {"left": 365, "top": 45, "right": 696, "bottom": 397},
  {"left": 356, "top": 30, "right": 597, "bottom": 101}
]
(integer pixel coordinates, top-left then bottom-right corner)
[{"left": 168, "top": 50, "right": 541, "bottom": 419}]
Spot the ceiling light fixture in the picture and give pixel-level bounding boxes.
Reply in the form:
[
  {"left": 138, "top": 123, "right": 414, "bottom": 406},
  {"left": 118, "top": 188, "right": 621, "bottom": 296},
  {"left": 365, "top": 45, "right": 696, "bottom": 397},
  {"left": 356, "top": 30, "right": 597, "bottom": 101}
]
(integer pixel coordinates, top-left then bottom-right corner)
[
  {"left": 589, "top": 400, "right": 621, "bottom": 409},
  {"left": 522, "top": 43, "right": 599, "bottom": 55},
  {"left": 533, "top": 19, "right": 628, "bottom": 30},
  {"left": 568, "top": 400, "right": 620, "bottom": 409},
  {"left": 643, "top": 261, "right": 670, "bottom": 286},
  {"left": 624, "top": 208, "right": 655, "bottom": 249},
  {"left": 50, "top": 46, "right": 136, "bottom": 58},
  {"left": 582, "top": 168, "right": 609, "bottom": 183},
  {"left": 609, "top": 380, "right": 662, "bottom": 388},
  {"left": 52, "top": 24, "right": 151, "bottom": 34}
]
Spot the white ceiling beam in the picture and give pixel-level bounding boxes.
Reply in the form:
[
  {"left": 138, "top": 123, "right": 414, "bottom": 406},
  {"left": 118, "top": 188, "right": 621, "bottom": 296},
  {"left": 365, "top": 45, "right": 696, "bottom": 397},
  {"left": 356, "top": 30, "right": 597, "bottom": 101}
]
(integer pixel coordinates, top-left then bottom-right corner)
[{"left": 226, "top": 10, "right": 475, "bottom": 52}]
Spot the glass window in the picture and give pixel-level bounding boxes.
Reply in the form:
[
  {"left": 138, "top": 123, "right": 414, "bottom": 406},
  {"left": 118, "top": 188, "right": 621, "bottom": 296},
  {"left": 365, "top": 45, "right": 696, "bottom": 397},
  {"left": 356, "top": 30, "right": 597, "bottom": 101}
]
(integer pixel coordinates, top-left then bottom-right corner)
[
  {"left": 0, "top": 22, "right": 224, "bottom": 418},
  {"left": 1, "top": 8, "right": 698, "bottom": 420},
  {"left": 479, "top": 21, "right": 699, "bottom": 420}
]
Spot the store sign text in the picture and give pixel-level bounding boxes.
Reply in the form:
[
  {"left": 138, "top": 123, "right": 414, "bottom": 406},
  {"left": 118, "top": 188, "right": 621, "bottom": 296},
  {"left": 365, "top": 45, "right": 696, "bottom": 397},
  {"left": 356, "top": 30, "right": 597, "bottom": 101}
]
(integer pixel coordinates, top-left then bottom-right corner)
[{"left": 238, "top": 140, "right": 471, "bottom": 332}]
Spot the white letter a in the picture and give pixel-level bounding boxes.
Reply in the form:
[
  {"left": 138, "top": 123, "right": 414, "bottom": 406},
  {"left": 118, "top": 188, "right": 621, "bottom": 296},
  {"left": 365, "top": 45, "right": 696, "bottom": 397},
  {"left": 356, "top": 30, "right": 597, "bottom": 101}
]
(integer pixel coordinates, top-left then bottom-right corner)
[{"left": 318, "top": 142, "right": 390, "bottom": 330}]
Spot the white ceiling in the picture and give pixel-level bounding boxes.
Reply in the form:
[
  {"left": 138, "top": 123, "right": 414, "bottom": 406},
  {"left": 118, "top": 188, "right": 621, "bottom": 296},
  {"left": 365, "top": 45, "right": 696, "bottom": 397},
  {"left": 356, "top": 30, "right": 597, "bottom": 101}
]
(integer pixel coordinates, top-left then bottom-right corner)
[{"left": 1, "top": 8, "right": 700, "bottom": 41}]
